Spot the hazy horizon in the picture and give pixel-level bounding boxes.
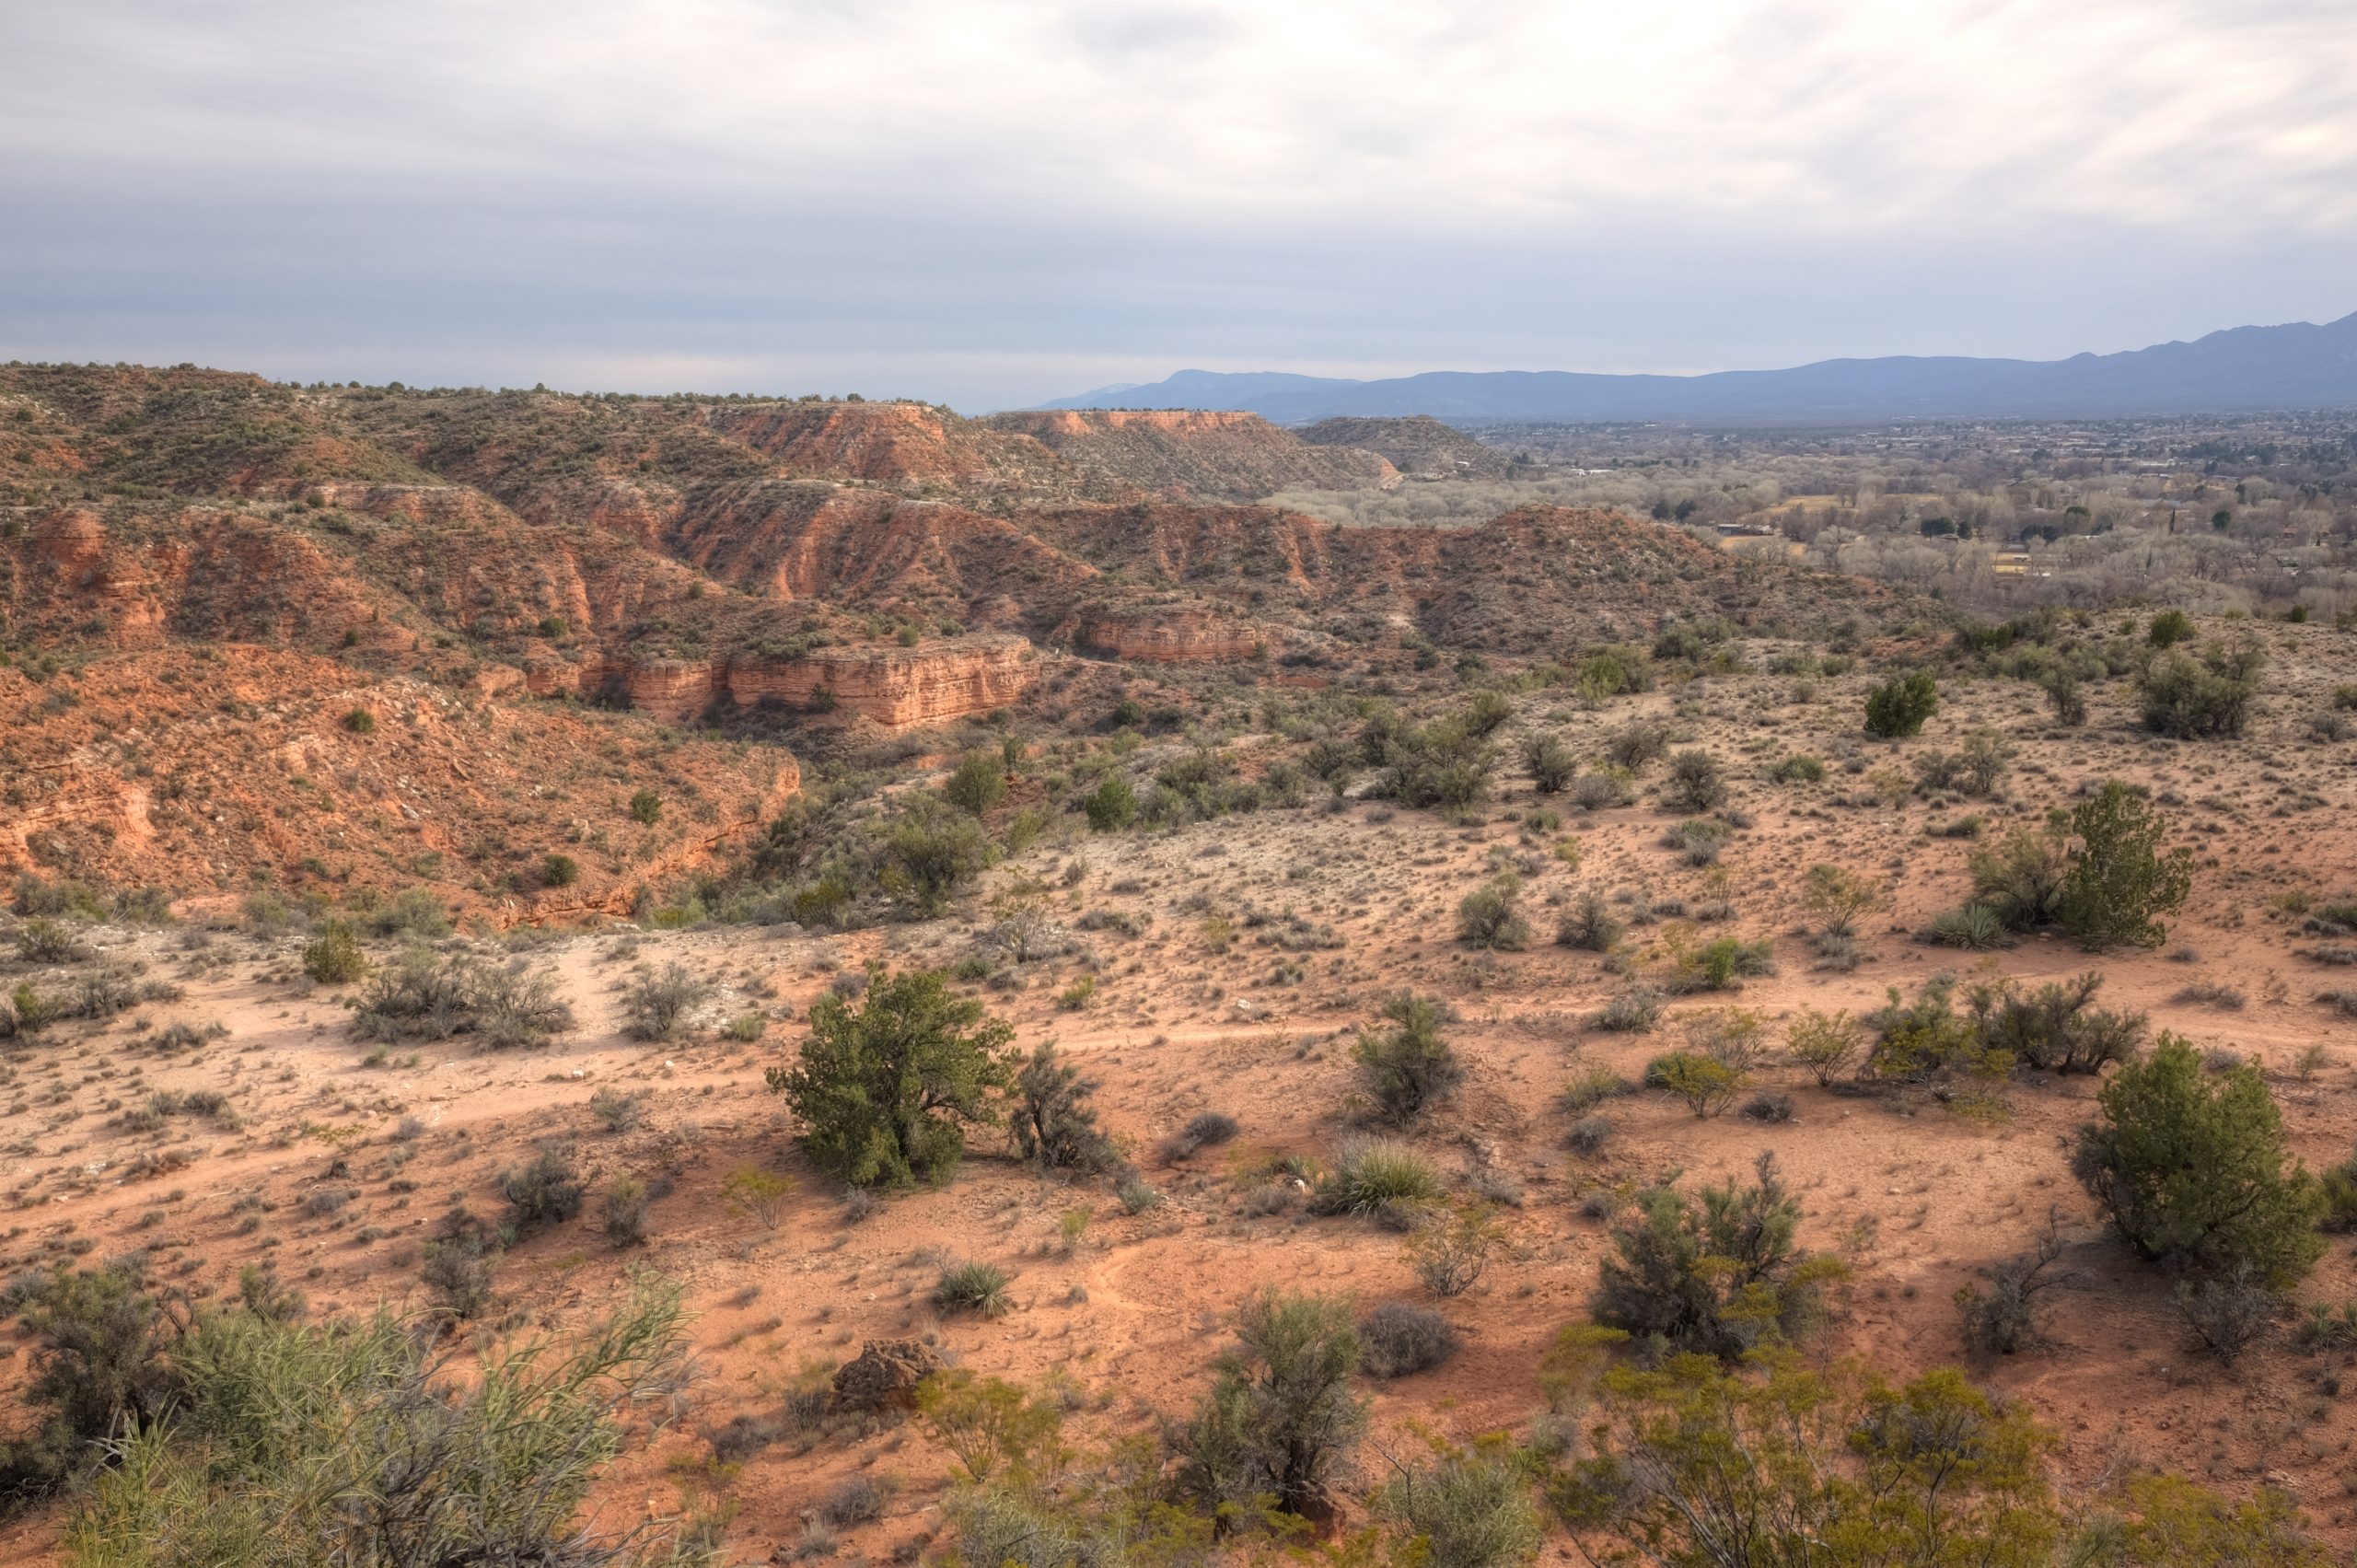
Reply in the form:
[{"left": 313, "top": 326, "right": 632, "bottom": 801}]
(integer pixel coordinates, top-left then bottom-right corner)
[{"left": 6, "top": 1, "right": 2354, "bottom": 412}]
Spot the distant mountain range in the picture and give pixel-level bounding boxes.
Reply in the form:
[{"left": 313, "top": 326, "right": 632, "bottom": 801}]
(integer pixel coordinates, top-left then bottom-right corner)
[{"left": 1039, "top": 311, "right": 2357, "bottom": 424}]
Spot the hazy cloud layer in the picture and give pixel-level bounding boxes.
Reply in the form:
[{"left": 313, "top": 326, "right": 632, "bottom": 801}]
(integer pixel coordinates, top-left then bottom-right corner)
[{"left": 5, "top": 0, "right": 2353, "bottom": 409}]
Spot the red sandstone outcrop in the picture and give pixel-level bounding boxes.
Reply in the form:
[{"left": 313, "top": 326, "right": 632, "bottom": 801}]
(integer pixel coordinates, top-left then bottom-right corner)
[
  {"left": 524, "top": 634, "right": 1041, "bottom": 728},
  {"left": 1071, "top": 604, "right": 1267, "bottom": 663}
]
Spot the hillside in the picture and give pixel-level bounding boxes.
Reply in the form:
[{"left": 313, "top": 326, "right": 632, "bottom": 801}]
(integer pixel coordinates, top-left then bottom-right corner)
[
  {"left": 982, "top": 408, "right": 1399, "bottom": 499},
  {"left": 1296, "top": 414, "right": 1513, "bottom": 478},
  {"left": 1043, "top": 309, "right": 2357, "bottom": 423}
]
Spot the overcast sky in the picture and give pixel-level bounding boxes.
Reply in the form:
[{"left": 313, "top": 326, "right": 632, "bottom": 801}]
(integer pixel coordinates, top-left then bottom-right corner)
[{"left": 5, "top": 0, "right": 2353, "bottom": 410}]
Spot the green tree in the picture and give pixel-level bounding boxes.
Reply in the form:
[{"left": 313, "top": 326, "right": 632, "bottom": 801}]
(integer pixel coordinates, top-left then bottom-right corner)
[
  {"left": 2073, "top": 1034, "right": 2324, "bottom": 1285},
  {"left": 2139, "top": 643, "right": 2265, "bottom": 738},
  {"left": 1864, "top": 671, "right": 1939, "bottom": 738},
  {"left": 767, "top": 967, "right": 1015, "bottom": 1189},
  {"left": 877, "top": 806, "right": 987, "bottom": 916},
  {"left": 2055, "top": 782, "right": 2193, "bottom": 950}
]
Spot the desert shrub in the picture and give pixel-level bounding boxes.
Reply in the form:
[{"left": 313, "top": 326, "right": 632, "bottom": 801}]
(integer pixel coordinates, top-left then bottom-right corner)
[
  {"left": 1968, "top": 827, "right": 2069, "bottom": 931},
  {"left": 1784, "top": 1008, "right": 1863, "bottom": 1086},
  {"left": 1648, "top": 1051, "right": 1745, "bottom": 1118},
  {"left": 419, "top": 1212, "right": 502, "bottom": 1319},
  {"left": 1455, "top": 873, "right": 1530, "bottom": 950},
  {"left": 2055, "top": 782, "right": 2193, "bottom": 951},
  {"left": 499, "top": 1144, "right": 585, "bottom": 1235},
  {"left": 362, "top": 887, "right": 453, "bottom": 939},
  {"left": 1175, "top": 1289, "right": 1365, "bottom": 1519},
  {"left": 628, "top": 788, "right": 663, "bottom": 825},
  {"left": 1358, "top": 1301, "right": 1459, "bottom": 1378},
  {"left": 1522, "top": 734, "right": 1576, "bottom": 794},
  {"left": 2042, "top": 669, "right": 2088, "bottom": 726},
  {"left": 1009, "top": 1041, "right": 1115, "bottom": 1172},
  {"left": 1661, "top": 750, "right": 1724, "bottom": 813},
  {"left": 1860, "top": 979, "right": 2010, "bottom": 1103},
  {"left": 63, "top": 1278, "right": 702, "bottom": 1565},
  {"left": 1956, "top": 727, "right": 2013, "bottom": 796},
  {"left": 1955, "top": 1216, "right": 2065, "bottom": 1355},
  {"left": 1799, "top": 864, "right": 1880, "bottom": 937},
  {"left": 2148, "top": 609, "right": 2196, "bottom": 647},
  {"left": 540, "top": 854, "right": 579, "bottom": 889},
  {"left": 1740, "top": 1090, "right": 1795, "bottom": 1122},
  {"left": 768, "top": 966, "right": 1015, "bottom": 1189},
  {"left": 1377, "top": 1443, "right": 1545, "bottom": 1568},
  {"left": 2139, "top": 643, "right": 2265, "bottom": 738},
  {"left": 1314, "top": 1137, "right": 1443, "bottom": 1215},
  {"left": 1559, "top": 1357, "right": 2071, "bottom": 1567},
  {"left": 621, "top": 962, "right": 712, "bottom": 1040},
  {"left": 1576, "top": 645, "right": 1655, "bottom": 700},
  {"left": 943, "top": 751, "right": 1007, "bottom": 816},
  {"left": 1567, "top": 1115, "right": 1615, "bottom": 1156},
  {"left": 1569, "top": 770, "right": 1635, "bottom": 811},
  {"left": 1461, "top": 689, "right": 1514, "bottom": 737},
  {"left": 1602, "top": 721, "right": 1670, "bottom": 772},
  {"left": 1183, "top": 1110, "right": 1239, "bottom": 1148},
  {"left": 1665, "top": 935, "right": 1774, "bottom": 993},
  {"left": 1863, "top": 670, "right": 1939, "bottom": 738},
  {"left": 356, "top": 950, "right": 572, "bottom": 1046},
  {"left": 1366, "top": 716, "right": 1497, "bottom": 815},
  {"left": 1554, "top": 889, "right": 1623, "bottom": 952},
  {"left": 588, "top": 1087, "right": 646, "bottom": 1133},
  {"left": 1082, "top": 772, "right": 1137, "bottom": 831},
  {"left": 1593, "top": 986, "right": 1663, "bottom": 1033},
  {"left": 1971, "top": 971, "right": 2143, "bottom": 1073},
  {"left": 2173, "top": 1264, "right": 2280, "bottom": 1365},
  {"left": 934, "top": 1260, "right": 1014, "bottom": 1318},
  {"left": 1592, "top": 1153, "right": 1837, "bottom": 1361},
  {"left": 879, "top": 804, "right": 988, "bottom": 915},
  {"left": 1408, "top": 1205, "right": 1506, "bottom": 1297},
  {"left": 601, "top": 1177, "right": 650, "bottom": 1249},
  {"left": 1922, "top": 903, "right": 2014, "bottom": 950},
  {"left": 1662, "top": 819, "right": 1727, "bottom": 865},
  {"left": 2073, "top": 1034, "right": 2324, "bottom": 1285},
  {"left": 1353, "top": 992, "right": 1461, "bottom": 1125},
  {"left": 1767, "top": 753, "right": 1825, "bottom": 784},
  {"left": 301, "top": 920, "right": 366, "bottom": 984},
  {"left": 0, "top": 1260, "right": 175, "bottom": 1506},
  {"left": 16, "top": 917, "right": 88, "bottom": 965}
]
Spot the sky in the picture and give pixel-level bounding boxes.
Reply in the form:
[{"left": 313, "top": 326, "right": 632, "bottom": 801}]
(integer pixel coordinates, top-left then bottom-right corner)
[{"left": 4, "top": 0, "right": 2354, "bottom": 411}]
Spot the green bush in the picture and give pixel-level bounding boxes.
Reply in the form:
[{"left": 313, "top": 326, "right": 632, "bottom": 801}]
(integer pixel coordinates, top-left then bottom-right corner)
[
  {"left": 944, "top": 752, "right": 1007, "bottom": 816},
  {"left": 1554, "top": 889, "right": 1623, "bottom": 952},
  {"left": 934, "top": 1260, "right": 1014, "bottom": 1318},
  {"left": 2139, "top": 643, "right": 2264, "bottom": 738},
  {"left": 0, "top": 1260, "right": 175, "bottom": 1506},
  {"left": 1009, "top": 1042, "right": 1114, "bottom": 1172},
  {"left": 498, "top": 1144, "right": 585, "bottom": 1234},
  {"left": 1455, "top": 873, "right": 1530, "bottom": 950},
  {"left": 1970, "top": 971, "right": 2143, "bottom": 1074},
  {"left": 1661, "top": 750, "right": 1724, "bottom": 813},
  {"left": 1175, "top": 1290, "right": 1365, "bottom": 1519},
  {"left": 878, "top": 806, "right": 987, "bottom": 915},
  {"left": 1575, "top": 645, "right": 1655, "bottom": 700},
  {"left": 2055, "top": 782, "right": 2192, "bottom": 950},
  {"left": 1082, "top": 772, "right": 1137, "bottom": 831},
  {"left": 540, "top": 854, "right": 579, "bottom": 889},
  {"left": 1314, "top": 1137, "right": 1444, "bottom": 1214},
  {"left": 1522, "top": 734, "right": 1576, "bottom": 793},
  {"left": 1863, "top": 671, "right": 1939, "bottom": 738},
  {"left": 1377, "top": 1444, "right": 1544, "bottom": 1568},
  {"left": 620, "top": 962, "right": 711, "bottom": 1040},
  {"left": 2073, "top": 1033, "right": 2324, "bottom": 1285},
  {"left": 301, "top": 920, "right": 366, "bottom": 985},
  {"left": 61, "top": 1278, "right": 704, "bottom": 1566},
  {"left": 601, "top": 1177, "right": 650, "bottom": 1249},
  {"left": 1968, "top": 827, "right": 2069, "bottom": 931},
  {"left": 1353, "top": 993, "right": 1461, "bottom": 1125},
  {"left": 768, "top": 967, "right": 1015, "bottom": 1189},
  {"left": 1592, "top": 1153, "right": 1836, "bottom": 1360},
  {"left": 627, "top": 788, "right": 662, "bottom": 826},
  {"left": 2148, "top": 609, "right": 2196, "bottom": 647},
  {"left": 1648, "top": 1051, "right": 1745, "bottom": 1118}
]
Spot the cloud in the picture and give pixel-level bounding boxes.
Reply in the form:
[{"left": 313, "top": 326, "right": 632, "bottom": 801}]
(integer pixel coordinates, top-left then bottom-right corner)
[{"left": 3, "top": 0, "right": 2352, "bottom": 408}]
